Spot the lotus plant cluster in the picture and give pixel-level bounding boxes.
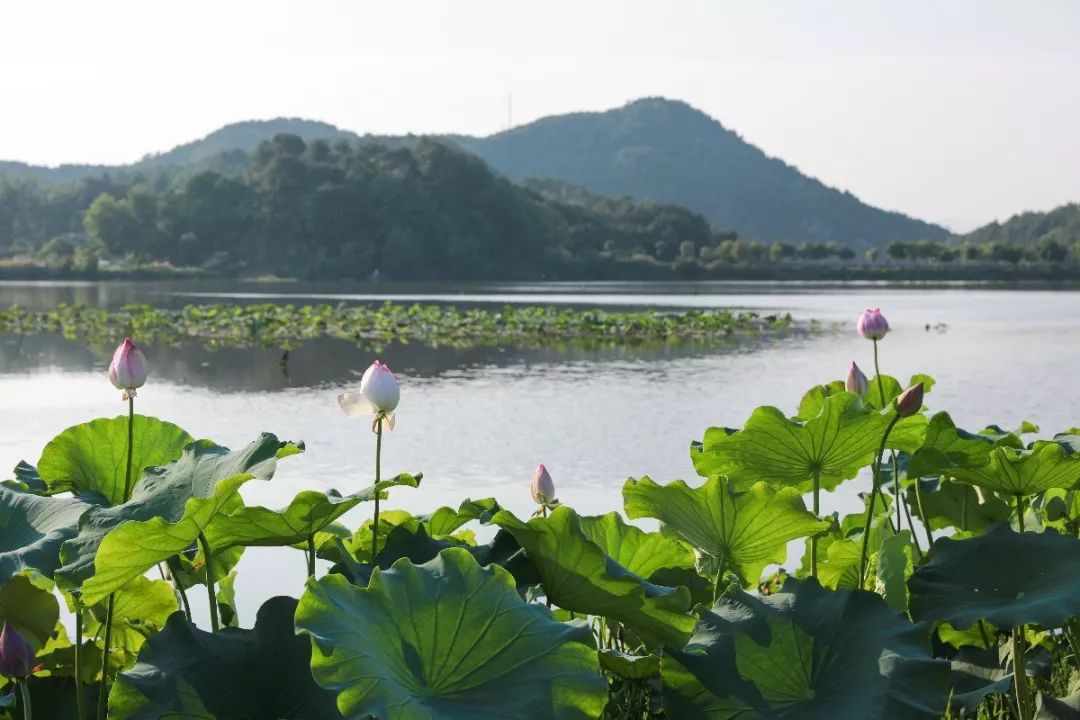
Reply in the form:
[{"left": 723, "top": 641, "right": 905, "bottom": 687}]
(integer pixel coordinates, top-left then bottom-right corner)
[{"left": 1, "top": 310, "right": 1080, "bottom": 720}]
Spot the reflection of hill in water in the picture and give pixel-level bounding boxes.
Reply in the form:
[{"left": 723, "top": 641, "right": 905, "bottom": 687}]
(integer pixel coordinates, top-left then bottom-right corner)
[{"left": 0, "top": 333, "right": 780, "bottom": 393}]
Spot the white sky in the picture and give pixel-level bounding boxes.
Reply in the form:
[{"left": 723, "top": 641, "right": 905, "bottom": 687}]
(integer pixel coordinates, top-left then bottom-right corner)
[{"left": 1, "top": 0, "right": 1078, "bottom": 231}]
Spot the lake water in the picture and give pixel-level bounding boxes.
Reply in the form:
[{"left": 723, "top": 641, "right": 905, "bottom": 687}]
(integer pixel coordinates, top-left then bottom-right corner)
[{"left": 3, "top": 279, "right": 1079, "bottom": 625}]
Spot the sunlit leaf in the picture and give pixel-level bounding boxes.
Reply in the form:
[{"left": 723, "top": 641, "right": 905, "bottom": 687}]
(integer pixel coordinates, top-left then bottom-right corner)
[
  {"left": 295, "top": 548, "right": 607, "bottom": 720},
  {"left": 37, "top": 415, "right": 193, "bottom": 505},
  {"left": 692, "top": 392, "right": 892, "bottom": 493},
  {"left": 598, "top": 649, "right": 660, "bottom": 680},
  {"left": 493, "top": 506, "right": 696, "bottom": 649},
  {"left": 623, "top": 476, "right": 827, "bottom": 587},
  {"left": 56, "top": 434, "right": 298, "bottom": 604},
  {"left": 204, "top": 490, "right": 366, "bottom": 551},
  {"left": 907, "top": 476, "right": 1011, "bottom": 533}
]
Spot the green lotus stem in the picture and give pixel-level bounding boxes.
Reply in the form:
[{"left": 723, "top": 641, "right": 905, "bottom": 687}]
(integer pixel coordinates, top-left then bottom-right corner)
[
  {"left": 198, "top": 532, "right": 220, "bottom": 632},
  {"left": 18, "top": 679, "right": 31, "bottom": 720},
  {"left": 870, "top": 340, "right": 892, "bottom": 531},
  {"left": 1012, "top": 626, "right": 1033, "bottom": 720},
  {"left": 307, "top": 536, "right": 316, "bottom": 578},
  {"left": 712, "top": 552, "right": 727, "bottom": 604},
  {"left": 121, "top": 395, "right": 135, "bottom": 504},
  {"left": 372, "top": 423, "right": 383, "bottom": 561},
  {"left": 175, "top": 574, "right": 193, "bottom": 623},
  {"left": 1016, "top": 494, "right": 1027, "bottom": 532},
  {"left": 901, "top": 494, "right": 923, "bottom": 557},
  {"left": 913, "top": 477, "right": 934, "bottom": 551},
  {"left": 73, "top": 606, "right": 85, "bottom": 720},
  {"left": 892, "top": 452, "right": 902, "bottom": 533},
  {"left": 858, "top": 414, "right": 901, "bottom": 588},
  {"left": 97, "top": 594, "right": 115, "bottom": 719},
  {"left": 810, "top": 467, "right": 820, "bottom": 578}
]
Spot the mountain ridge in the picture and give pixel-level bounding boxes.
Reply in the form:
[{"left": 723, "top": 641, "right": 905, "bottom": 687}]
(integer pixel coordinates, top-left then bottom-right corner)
[{"left": 0, "top": 98, "right": 956, "bottom": 247}]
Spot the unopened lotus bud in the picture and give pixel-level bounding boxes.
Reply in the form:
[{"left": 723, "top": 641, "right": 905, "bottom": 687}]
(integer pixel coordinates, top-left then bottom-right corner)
[
  {"left": 108, "top": 338, "right": 148, "bottom": 399},
  {"left": 0, "top": 622, "right": 34, "bottom": 679},
  {"left": 845, "top": 362, "right": 868, "bottom": 394},
  {"left": 857, "top": 308, "right": 889, "bottom": 341},
  {"left": 895, "top": 383, "right": 925, "bottom": 417},
  {"left": 531, "top": 464, "right": 555, "bottom": 505},
  {"left": 339, "top": 360, "right": 400, "bottom": 432}
]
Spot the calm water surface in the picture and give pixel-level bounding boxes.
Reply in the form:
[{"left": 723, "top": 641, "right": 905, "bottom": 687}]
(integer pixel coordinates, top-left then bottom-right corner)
[{"left": 2, "top": 280, "right": 1078, "bottom": 623}]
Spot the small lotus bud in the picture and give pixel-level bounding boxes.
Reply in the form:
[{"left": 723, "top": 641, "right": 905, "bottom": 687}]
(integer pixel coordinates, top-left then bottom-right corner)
[
  {"left": 531, "top": 464, "right": 555, "bottom": 505},
  {"left": 108, "top": 338, "right": 148, "bottom": 398},
  {"left": 0, "top": 622, "right": 35, "bottom": 679},
  {"left": 857, "top": 308, "right": 889, "bottom": 341},
  {"left": 895, "top": 383, "right": 925, "bottom": 417},
  {"left": 338, "top": 360, "right": 400, "bottom": 432},
  {"left": 845, "top": 362, "right": 868, "bottom": 394}
]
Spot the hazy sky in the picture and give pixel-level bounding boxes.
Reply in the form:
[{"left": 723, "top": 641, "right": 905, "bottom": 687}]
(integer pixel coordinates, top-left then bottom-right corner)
[{"left": 2, "top": 1, "right": 1078, "bottom": 231}]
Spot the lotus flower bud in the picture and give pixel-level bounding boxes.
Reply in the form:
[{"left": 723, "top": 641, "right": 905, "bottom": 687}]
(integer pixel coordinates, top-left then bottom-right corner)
[
  {"left": 531, "top": 464, "right": 555, "bottom": 505},
  {"left": 895, "top": 383, "right": 925, "bottom": 417},
  {"left": 0, "top": 622, "right": 35, "bottom": 679},
  {"left": 857, "top": 308, "right": 889, "bottom": 341},
  {"left": 338, "top": 360, "right": 400, "bottom": 431},
  {"left": 845, "top": 362, "right": 868, "bottom": 395},
  {"left": 108, "top": 338, "right": 148, "bottom": 399}
]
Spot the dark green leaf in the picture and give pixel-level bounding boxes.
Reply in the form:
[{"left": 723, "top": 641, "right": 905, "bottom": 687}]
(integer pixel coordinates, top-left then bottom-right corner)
[
  {"left": 110, "top": 596, "right": 341, "bottom": 720},
  {"left": 295, "top": 548, "right": 607, "bottom": 720},
  {"left": 909, "top": 525, "right": 1080, "bottom": 630},
  {"left": 0, "top": 574, "right": 59, "bottom": 645},
  {"left": 0, "top": 485, "right": 94, "bottom": 583}
]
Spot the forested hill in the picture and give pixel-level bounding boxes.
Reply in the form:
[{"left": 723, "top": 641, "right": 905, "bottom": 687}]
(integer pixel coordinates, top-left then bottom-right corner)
[
  {"left": 0, "top": 136, "right": 725, "bottom": 279},
  {"left": 2, "top": 99, "right": 947, "bottom": 249},
  {"left": 958, "top": 203, "right": 1080, "bottom": 248},
  {"left": 455, "top": 98, "right": 948, "bottom": 250}
]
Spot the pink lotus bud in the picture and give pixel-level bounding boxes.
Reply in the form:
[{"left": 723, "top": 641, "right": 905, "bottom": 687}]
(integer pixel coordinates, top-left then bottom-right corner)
[
  {"left": 895, "top": 383, "right": 925, "bottom": 417},
  {"left": 531, "top": 464, "right": 555, "bottom": 505},
  {"left": 857, "top": 308, "right": 889, "bottom": 341},
  {"left": 0, "top": 622, "right": 35, "bottom": 679},
  {"left": 108, "top": 338, "right": 148, "bottom": 399},
  {"left": 338, "top": 360, "right": 400, "bottom": 431},
  {"left": 845, "top": 362, "right": 868, "bottom": 394}
]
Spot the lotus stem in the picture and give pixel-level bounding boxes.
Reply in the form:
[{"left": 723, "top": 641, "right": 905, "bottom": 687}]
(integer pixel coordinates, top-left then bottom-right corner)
[
  {"left": 712, "top": 553, "right": 727, "bottom": 604},
  {"left": 372, "top": 423, "right": 383, "bottom": 561},
  {"left": 900, "top": 487, "right": 923, "bottom": 556},
  {"left": 858, "top": 415, "right": 900, "bottom": 588},
  {"left": 913, "top": 477, "right": 934, "bottom": 551},
  {"left": 810, "top": 467, "right": 821, "bottom": 578},
  {"left": 870, "top": 340, "right": 893, "bottom": 531},
  {"left": 18, "top": 679, "right": 31, "bottom": 720},
  {"left": 1016, "top": 494, "right": 1027, "bottom": 532},
  {"left": 198, "top": 532, "right": 220, "bottom": 632},
  {"left": 307, "top": 536, "right": 316, "bottom": 578},
  {"left": 1012, "top": 626, "right": 1033, "bottom": 720},
  {"left": 97, "top": 594, "right": 115, "bottom": 719},
  {"left": 97, "top": 396, "right": 136, "bottom": 719},
  {"left": 73, "top": 605, "right": 85, "bottom": 720}
]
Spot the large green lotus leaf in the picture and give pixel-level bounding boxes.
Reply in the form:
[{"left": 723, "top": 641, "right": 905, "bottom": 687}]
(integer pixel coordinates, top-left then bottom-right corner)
[
  {"left": 204, "top": 490, "right": 366, "bottom": 550},
  {"left": 0, "top": 574, "right": 59, "bottom": 645},
  {"left": 623, "top": 476, "right": 828, "bottom": 587},
  {"left": 598, "top": 649, "right": 660, "bottom": 680},
  {"left": 84, "top": 576, "right": 179, "bottom": 660},
  {"left": 907, "top": 476, "right": 1011, "bottom": 533},
  {"left": 492, "top": 506, "right": 696, "bottom": 648},
  {"left": 909, "top": 524, "right": 1080, "bottom": 630},
  {"left": 110, "top": 596, "right": 341, "bottom": 720},
  {"left": 56, "top": 434, "right": 296, "bottom": 603},
  {"left": 416, "top": 497, "right": 501, "bottom": 537},
  {"left": 908, "top": 412, "right": 1011, "bottom": 479},
  {"left": 662, "top": 578, "right": 948, "bottom": 719},
  {"left": 577, "top": 511, "right": 696, "bottom": 578},
  {"left": 945, "top": 646, "right": 1012, "bottom": 711},
  {"left": 692, "top": 392, "right": 892, "bottom": 493},
  {"left": 948, "top": 442, "right": 1080, "bottom": 497},
  {"left": 877, "top": 531, "right": 915, "bottom": 613},
  {"left": 295, "top": 548, "right": 607, "bottom": 720},
  {"left": 0, "top": 485, "right": 95, "bottom": 583},
  {"left": 37, "top": 415, "right": 194, "bottom": 505},
  {"left": 1038, "top": 689, "right": 1080, "bottom": 719}
]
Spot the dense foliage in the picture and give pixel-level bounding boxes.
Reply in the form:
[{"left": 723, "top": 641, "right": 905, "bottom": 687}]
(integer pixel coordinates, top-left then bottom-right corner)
[
  {"left": 2, "top": 320, "right": 1080, "bottom": 718},
  {"left": 956, "top": 203, "right": 1080, "bottom": 250},
  {"left": 0, "top": 136, "right": 735, "bottom": 280},
  {"left": 0, "top": 302, "right": 795, "bottom": 350}
]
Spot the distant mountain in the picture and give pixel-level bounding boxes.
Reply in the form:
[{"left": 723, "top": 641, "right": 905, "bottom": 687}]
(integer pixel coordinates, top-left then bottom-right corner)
[
  {"left": 455, "top": 98, "right": 948, "bottom": 248},
  {"left": 1, "top": 99, "right": 949, "bottom": 248},
  {"left": 957, "top": 203, "right": 1080, "bottom": 247}
]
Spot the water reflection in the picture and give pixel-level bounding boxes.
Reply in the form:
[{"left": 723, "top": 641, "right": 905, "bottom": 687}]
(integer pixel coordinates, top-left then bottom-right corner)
[{"left": 0, "top": 332, "right": 785, "bottom": 392}]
